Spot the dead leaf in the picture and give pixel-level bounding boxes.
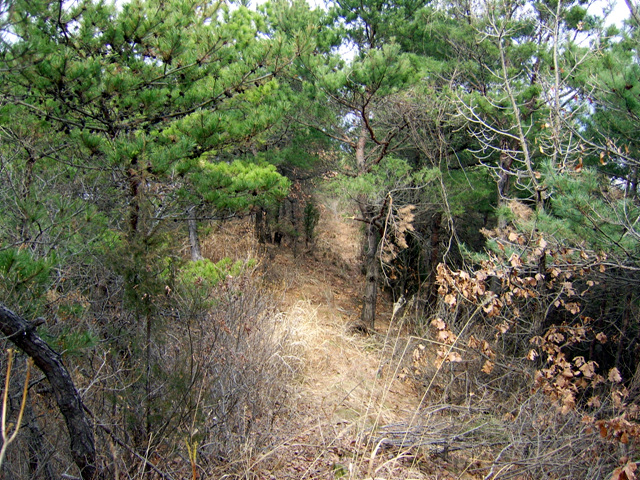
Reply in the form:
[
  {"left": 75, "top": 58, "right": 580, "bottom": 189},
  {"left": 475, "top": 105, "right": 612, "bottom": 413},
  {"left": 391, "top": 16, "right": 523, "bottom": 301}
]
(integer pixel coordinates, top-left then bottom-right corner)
[
  {"left": 431, "top": 318, "right": 446, "bottom": 330},
  {"left": 587, "top": 396, "right": 601, "bottom": 408},
  {"left": 481, "top": 360, "right": 495, "bottom": 374},
  {"left": 609, "top": 367, "right": 623, "bottom": 383},
  {"left": 444, "top": 294, "right": 457, "bottom": 307},
  {"left": 509, "top": 254, "right": 523, "bottom": 268},
  {"left": 497, "top": 322, "right": 510, "bottom": 334},
  {"left": 447, "top": 352, "right": 463, "bottom": 363},
  {"left": 621, "top": 461, "right": 638, "bottom": 480},
  {"left": 579, "top": 361, "right": 597, "bottom": 379},
  {"left": 599, "top": 423, "right": 608, "bottom": 438}
]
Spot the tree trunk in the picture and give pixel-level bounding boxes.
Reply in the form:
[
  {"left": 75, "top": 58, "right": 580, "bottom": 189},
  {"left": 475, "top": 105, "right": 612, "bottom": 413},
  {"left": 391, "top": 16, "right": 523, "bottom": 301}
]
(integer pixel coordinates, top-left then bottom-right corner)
[
  {"left": 0, "top": 304, "right": 98, "bottom": 480},
  {"left": 264, "top": 207, "right": 273, "bottom": 243},
  {"left": 497, "top": 138, "right": 514, "bottom": 229},
  {"left": 426, "top": 212, "right": 442, "bottom": 307},
  {"left": 127, "top": 166, "right": 141, "bottom": 235},
  {"left": 359, "top": 205, "right": 380, "bottom": 332},
  {"left": 187, "top": 206, "right": 203, "bottom": 261},
  {"left": 254, "top": 207, "right": 266, "bottom": 243},
  {"left": 289, "top": 198, "right": 299, "bottom": 257}
]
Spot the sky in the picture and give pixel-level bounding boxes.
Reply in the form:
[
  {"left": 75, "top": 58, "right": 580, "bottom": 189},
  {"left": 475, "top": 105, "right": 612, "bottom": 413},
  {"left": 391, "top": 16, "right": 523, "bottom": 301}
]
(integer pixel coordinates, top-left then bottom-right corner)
[
  {"left": 110, "top": 0, "right": 634, "bottom": 26},
  {"left": 591, "top": 0, "right": 632, "bottom": 26}
]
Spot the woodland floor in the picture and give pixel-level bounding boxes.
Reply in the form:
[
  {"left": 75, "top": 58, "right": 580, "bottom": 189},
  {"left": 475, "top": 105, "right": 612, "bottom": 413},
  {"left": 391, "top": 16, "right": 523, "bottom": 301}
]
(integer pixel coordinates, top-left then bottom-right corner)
[{"left": 200, "top": 196, "right": 481, "bottom": 480}]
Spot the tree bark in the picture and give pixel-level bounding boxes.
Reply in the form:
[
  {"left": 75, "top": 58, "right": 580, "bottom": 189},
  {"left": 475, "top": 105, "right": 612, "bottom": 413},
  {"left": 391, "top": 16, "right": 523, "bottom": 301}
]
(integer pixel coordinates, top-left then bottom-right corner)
[
  {"left": 497, "top": 138, "right": 514, "bottom": 229},
  {"left": 0, "top": 304, "right": 97, "bottom": 480},
  {"left": 127, "top": 166, "right": 141, "bottom": 235},
  {"left": 426, "top": 212, "right": 442, "bottom": 307},
  {"left": 187, "top": 206, "right": 203, "bottom": 261},
  {"left": 359, "top": 205, "right": 380, "bottom": 332},
  {"left": 254, "top": 207, "right": 266, "bottom": 244}
]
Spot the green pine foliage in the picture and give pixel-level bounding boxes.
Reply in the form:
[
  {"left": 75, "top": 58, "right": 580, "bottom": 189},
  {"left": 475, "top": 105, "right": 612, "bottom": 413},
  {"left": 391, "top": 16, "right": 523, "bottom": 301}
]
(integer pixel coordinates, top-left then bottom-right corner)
[
  {"left": 541, "top": 168, "right": 640, "bottom": 258},
  {"left": 178, "top": 257, "right": 255, "bottom": 291},
  {"left": 0, "top": 248, "right": 55, "bottom": 316},
  {"left": 189, "top": 158, "right": 290, "bottom": 211}
]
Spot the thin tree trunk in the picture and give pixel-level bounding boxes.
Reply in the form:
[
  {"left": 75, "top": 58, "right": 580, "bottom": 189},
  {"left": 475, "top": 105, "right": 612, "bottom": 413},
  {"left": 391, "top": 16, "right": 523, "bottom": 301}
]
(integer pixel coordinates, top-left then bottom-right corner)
[
  {"left": 19, "top": 151, "right": 37, "bottom": 245},
  {"left": 187, "top": 206, "right": 203, "bottom": 261},
  {"left": 497, "top": 139, "right": 513, "bottom": 229},
  {"left": 145, "top": 311, "right": 152, "bottom": 443},
  {"left": 426, "top": 212, "right": 442, "bottom": 307},
  {"left": 0, "top": 304, "right": 98, "bottom": 480},
  {"left": 289, "top": 199, "right": 299, "bottom": 257},
  {"left": 255, "top": 207, "right": 266, "bottom": 244},
  {"left": 127, "top": 166, "right": 141, "bottom": 235},
  {"left": 264, "top": 208, "right": 273, "bottom": 243},
  {"left": 359, "top": 205, "right": 380, "bottom": 332}
]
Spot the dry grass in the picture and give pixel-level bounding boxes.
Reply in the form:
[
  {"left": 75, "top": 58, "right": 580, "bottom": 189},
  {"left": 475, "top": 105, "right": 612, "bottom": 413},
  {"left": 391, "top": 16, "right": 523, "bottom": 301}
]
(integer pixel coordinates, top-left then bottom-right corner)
[
  {"left": 9, "top": 196, "right": 619, "bottom": 480},
  {"left": 226, "top": 196, "right": 625, "bottom": 480},
  {"left": 201, "top": 200, "right": 438, "bottom": 480}
]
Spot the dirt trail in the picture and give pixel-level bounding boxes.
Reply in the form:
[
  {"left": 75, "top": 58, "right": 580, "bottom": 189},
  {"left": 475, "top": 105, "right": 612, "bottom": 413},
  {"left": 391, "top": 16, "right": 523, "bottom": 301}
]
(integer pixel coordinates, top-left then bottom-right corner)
[{"left": 257, "top": 198, "right": 430, "bottom": 479}]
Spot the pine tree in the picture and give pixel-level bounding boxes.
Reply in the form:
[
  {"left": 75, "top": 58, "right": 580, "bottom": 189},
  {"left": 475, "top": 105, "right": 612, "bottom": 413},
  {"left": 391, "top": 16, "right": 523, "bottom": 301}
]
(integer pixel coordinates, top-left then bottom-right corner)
[{"left": 0, "top": 0, "right": 310, "bottom": 473}]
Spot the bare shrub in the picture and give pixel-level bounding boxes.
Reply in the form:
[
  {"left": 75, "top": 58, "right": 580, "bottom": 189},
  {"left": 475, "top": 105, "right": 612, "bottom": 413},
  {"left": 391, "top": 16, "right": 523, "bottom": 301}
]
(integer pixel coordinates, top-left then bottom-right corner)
[
  {"left": 395, "top": 226, "right": 640, "bottom": 478},
  {"left": 4, "top": 263, "right": 303, "bottom": 480},
  {"left": 376, "top": 394, "right": 617, "bottom": 480},
  {"left": 148, "top": 271, "right": 302, "bottom": 477}
]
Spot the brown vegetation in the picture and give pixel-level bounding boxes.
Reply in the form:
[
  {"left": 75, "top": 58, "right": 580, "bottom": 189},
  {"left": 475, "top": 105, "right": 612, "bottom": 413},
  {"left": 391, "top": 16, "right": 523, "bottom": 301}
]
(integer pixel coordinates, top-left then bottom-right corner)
[{"left": 2, "top": 195, "right": 639, "bottom": 479}]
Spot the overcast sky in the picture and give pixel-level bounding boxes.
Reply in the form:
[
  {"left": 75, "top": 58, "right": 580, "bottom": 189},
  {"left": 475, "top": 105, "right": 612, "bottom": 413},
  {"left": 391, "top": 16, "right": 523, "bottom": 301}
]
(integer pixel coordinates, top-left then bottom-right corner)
[{"left": 590, "top": 0, "right": 631, "bottom": 25}]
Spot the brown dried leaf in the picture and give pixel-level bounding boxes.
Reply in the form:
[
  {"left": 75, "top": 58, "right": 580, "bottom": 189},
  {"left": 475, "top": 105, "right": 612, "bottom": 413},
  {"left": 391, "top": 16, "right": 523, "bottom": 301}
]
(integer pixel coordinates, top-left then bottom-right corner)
[
  {"left": 565, "top": 302, "right": 581, "bottom": 314},
  {"left": 587, "top": 396, "right": 601, "bottom": 408},
  {"left": 444, "top": 293, "right": 457, "bottom": 307},
  {"left": 561, "top": 391, "right": 576, "bottom": 413},
  {"left": 561, "top": 368, "right": 574, "bottom": 378},
  {"left": 622, "top": 461, "right": 638, "bottom": 480},
  {"left": 468, "top": 336, "right": 481, "bottom": 349},
  {"left": 481, "top": 360, "right": 495, "bottom": 374},
  {"left": 579, "top": 361, "right": 597, "bottom": 379},
  {"left": 438, "top": 330, "right": 453, "bottom": 343},
  {"left": 497, "top": 322, "right": 510, "bottom": 334},
  {"left": 609, "top": 367, "right": 623, "bottom": 383},
  {"left": 599, "top": 423, "right": 608, "bottom": 438},
  {"left": 431, "top": 318, "right": 446, "bottom": 330},
  {"left": 509, "top": 254, "right": 523, "bottom": 267},
  {"left": 448, "top": 352, "right": 463, "bottom": 363}
]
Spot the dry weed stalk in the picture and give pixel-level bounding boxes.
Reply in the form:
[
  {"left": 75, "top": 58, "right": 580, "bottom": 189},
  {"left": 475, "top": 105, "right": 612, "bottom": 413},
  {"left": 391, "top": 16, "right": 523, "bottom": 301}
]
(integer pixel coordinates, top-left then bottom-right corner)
[{"left": 0, "top": 348, "right": 32, "bottom": 468}]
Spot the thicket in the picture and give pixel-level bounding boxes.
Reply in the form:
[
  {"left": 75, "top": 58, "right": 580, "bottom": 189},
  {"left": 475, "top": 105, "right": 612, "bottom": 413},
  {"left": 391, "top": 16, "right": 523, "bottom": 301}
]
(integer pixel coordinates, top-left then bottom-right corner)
[
  {"left": 396, "top": 193, "right": 640, "bottom": 478},
  {"left": 1, "top": 0, "right": 640, "bottom": 478}
]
